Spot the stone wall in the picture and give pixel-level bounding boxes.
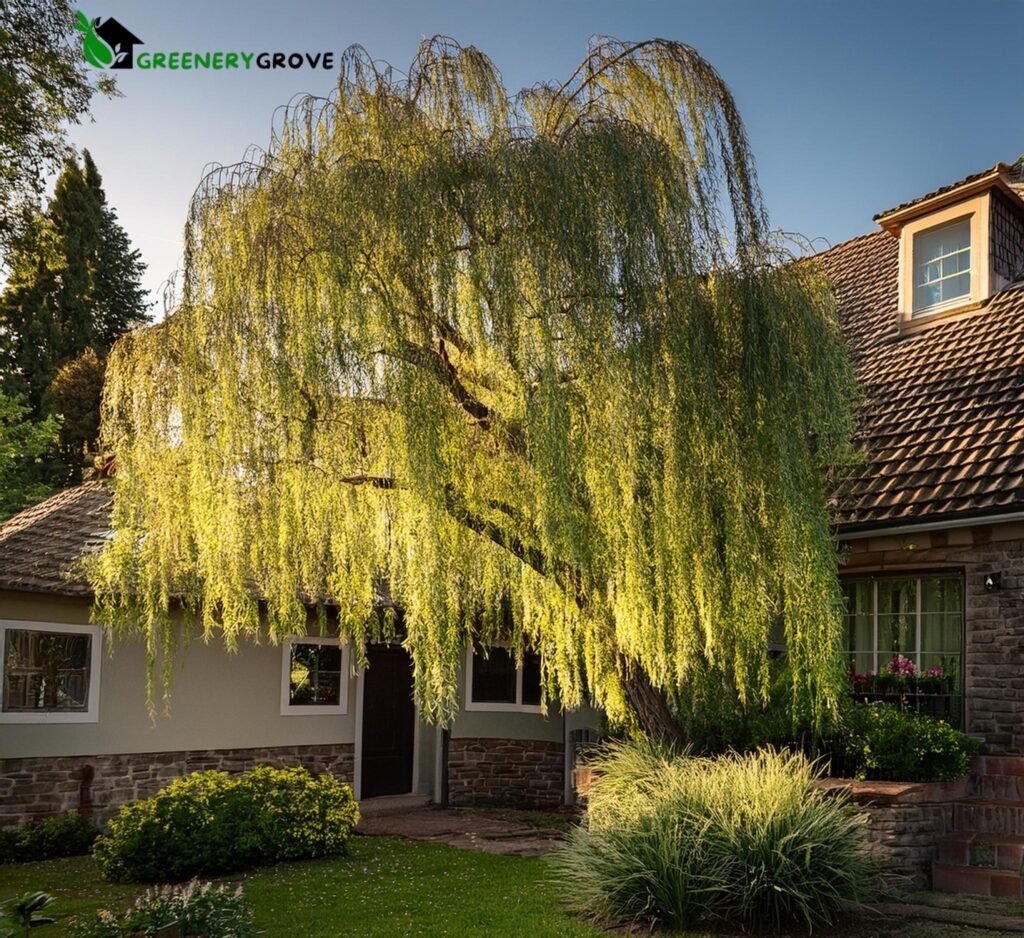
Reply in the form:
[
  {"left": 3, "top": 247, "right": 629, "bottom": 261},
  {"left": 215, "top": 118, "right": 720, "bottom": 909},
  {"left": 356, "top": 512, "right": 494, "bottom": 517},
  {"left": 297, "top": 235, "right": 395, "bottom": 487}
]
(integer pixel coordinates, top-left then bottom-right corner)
[
  {"left": 447, "top": 737, "right": 563, "bottom": 807},
  {"left": 843, "top": 521, "right": 1024, "bottom": 753},
  {"left": 0, "top": 743, "right": 354, "bottom": 828},
  {"left": 822, "top": 779, "right": 966, "bottom": 891}
]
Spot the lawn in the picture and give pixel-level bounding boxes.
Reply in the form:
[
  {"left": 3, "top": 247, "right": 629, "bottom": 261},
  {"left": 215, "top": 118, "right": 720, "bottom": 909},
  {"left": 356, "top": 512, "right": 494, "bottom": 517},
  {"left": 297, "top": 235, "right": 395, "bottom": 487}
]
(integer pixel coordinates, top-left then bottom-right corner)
[
  {"left": 0, "top": 836, "right": 1020, "bottom": 938},
  {"left": 0, "top": 836, "right": 598, "bottom": 937}
]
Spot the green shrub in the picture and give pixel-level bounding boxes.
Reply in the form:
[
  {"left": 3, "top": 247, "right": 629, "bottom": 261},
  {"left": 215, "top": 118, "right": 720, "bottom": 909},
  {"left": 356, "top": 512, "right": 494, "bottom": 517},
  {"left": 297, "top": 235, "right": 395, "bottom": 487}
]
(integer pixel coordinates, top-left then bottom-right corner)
[
  {"left": 552, "top": 742, "right": 875, "bottom": 932},
  {"left": 68, "top": 880, "right": 258, "bottom": 937},
  {"left": 0, "top": 812, "right": 100, "bottom": 864},
  {"left": 93, "top": 766, "right": 359, "bottom": 882},
  {"left": 842, "top": 703, "right": 979, "bottom": 782}
]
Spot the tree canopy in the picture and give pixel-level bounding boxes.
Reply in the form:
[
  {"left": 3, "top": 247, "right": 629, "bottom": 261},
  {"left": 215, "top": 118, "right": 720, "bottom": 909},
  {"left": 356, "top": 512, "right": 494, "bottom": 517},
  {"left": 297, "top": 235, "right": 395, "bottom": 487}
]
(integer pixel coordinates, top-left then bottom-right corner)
[
  {"left": 0, "top": 391, "right": 57, "bottom": 519},
  {"left": 0, "top": 0, "right": 116, "bottom": 250},
  {"left": 92, "top": 37, "right": 857, "bottom": 735}
]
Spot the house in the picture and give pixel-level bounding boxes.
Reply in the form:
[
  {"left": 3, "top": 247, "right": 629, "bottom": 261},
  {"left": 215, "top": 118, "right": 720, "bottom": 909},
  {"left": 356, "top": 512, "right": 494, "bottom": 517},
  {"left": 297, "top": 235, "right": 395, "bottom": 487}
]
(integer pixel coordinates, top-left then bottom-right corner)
[
  {"left": 820, "top": 161, "right": 1024, "bottom": 749},
  {"left": 0, "top": 485, "right": 597, "bottom": 824},
  {"left": 2, "top": 160, "right": 1024, "bottom": 846}
]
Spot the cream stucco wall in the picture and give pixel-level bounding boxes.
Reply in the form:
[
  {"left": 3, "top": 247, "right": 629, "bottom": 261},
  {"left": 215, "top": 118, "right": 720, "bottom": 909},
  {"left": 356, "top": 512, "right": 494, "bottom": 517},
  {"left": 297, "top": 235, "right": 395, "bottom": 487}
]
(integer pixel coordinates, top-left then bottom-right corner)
[
  {"left": 0, "top": 590, "right": 602, "bottom": 768},
  {"left": 0, "top": 591, "right": 355, "bottom": 759}
]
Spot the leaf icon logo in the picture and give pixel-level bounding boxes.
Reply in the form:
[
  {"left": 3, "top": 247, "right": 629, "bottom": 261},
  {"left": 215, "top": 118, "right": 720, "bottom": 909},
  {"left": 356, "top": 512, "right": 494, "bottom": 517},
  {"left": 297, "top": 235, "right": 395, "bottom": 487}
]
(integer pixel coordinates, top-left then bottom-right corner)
[{"left": 74, "top": 11, "right": 116, "bottom": 68}]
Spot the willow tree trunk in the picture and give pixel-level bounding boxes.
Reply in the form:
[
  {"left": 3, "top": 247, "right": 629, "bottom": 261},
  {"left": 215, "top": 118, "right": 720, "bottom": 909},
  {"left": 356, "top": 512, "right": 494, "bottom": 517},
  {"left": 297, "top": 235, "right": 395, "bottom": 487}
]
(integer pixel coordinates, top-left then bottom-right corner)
[{"left": 617, "top": 656, "right": 687, "bottom": 746}]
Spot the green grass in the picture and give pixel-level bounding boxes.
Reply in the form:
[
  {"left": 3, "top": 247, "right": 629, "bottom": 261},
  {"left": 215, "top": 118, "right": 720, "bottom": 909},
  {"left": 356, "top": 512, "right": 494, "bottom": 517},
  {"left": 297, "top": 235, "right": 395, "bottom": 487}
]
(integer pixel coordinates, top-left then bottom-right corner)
[
  {"left": 0, "top": 837, "right": 598, "bottom": 937},
  {"left": 0, "top": 838, "right": 1020, "bottom": 937}
]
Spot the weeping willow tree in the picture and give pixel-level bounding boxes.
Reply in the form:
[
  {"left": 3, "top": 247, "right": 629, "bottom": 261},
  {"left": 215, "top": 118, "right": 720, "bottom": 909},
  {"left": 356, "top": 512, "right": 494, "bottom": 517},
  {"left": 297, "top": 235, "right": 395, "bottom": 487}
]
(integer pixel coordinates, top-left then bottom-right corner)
[{"left": 89, "top": 37, "right": 857, "bottom": 740}]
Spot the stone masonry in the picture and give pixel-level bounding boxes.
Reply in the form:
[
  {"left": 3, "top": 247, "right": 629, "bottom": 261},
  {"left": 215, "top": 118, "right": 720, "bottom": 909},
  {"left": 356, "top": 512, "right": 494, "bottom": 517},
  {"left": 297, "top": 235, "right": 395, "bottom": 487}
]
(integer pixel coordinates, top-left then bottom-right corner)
[
  {"left": 822, "top": 778, "right": 965, "bottom": 891},
  {"left": 843, "top": 521, "right": 1024, "bottom": 753},
  {"left": 447, "top": 737, "right": 563, "bottom": 807},
  {"left": 0, "top": 743, "right": 354, "bottom": 828}
]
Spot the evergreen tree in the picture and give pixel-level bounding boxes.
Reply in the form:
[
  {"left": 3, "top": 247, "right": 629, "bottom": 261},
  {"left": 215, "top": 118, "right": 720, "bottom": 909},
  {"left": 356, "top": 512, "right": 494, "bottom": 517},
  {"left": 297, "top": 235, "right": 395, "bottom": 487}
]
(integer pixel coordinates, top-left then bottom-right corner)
[{"left": 0, "top": 150, "right": 149, "bottom": 486}]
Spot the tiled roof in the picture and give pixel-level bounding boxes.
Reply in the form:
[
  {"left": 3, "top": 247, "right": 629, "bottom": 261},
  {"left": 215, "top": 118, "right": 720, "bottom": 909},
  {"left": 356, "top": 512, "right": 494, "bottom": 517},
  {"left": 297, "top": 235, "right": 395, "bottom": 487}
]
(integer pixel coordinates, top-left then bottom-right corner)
[
  {"left": 819, "top": 231, "right": 1024, "bottom": 532},
  {"left": 874, "top": 164, "right": 1009, "bottom": 222},
  {"left": 0, "top": 482, "right": 113, "bottom": 596}
]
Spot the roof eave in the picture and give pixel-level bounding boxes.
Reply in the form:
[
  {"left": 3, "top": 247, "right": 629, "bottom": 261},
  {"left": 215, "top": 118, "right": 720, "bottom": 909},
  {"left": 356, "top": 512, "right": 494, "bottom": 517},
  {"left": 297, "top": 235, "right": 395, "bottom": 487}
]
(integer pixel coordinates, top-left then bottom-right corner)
[{"left": 874, "top": 165, "right": 1023, "bottom": 235}]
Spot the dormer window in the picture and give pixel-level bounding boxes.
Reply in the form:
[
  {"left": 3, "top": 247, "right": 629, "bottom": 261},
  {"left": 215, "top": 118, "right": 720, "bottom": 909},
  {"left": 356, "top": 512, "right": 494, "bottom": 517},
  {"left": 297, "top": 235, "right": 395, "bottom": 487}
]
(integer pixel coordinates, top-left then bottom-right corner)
[
  {"left": 913, "top": 218, "right": 971, "bottom": 316},
  {"left": 875, "top": 162, "right": 1024, "bottom": 331}
]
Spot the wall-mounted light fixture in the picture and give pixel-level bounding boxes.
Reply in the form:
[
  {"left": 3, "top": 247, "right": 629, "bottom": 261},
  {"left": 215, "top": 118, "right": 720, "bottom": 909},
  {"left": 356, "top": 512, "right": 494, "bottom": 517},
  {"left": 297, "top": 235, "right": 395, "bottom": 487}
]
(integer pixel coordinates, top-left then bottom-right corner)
[{"left": 984, "top": 572, "right": 1002, "bottom": 592}]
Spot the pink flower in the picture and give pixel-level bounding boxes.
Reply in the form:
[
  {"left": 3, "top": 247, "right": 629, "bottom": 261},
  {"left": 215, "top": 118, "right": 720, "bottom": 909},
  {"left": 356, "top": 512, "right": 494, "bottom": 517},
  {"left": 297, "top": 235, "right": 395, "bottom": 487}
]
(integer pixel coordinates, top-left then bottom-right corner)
[
  {"left": 885, "top": 654, "right": 917, "bottom": 677},
  {"left": 923, "top": 666, "right": 944, "bottom": 678}
]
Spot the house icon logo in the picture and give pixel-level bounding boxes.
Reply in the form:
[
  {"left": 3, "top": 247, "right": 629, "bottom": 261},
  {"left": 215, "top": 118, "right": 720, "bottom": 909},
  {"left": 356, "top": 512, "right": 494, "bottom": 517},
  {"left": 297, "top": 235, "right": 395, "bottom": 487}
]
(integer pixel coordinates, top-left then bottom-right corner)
[{"left": 74, "top": 11, "right": 143, "bottom": 69}]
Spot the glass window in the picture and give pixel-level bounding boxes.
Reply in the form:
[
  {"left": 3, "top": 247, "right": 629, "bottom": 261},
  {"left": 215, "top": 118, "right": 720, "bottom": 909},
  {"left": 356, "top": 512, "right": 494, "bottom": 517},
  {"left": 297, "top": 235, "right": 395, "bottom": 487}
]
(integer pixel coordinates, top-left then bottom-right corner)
[
  {"left": 287, "top": 641, "right": 343, "bottom": 707},
  {"left": 468, "top": 646, "right": 543, "bottom": 709},
  {"left": 842, "top": 574, "right": 963, "bottom": 686},
  {"left": 914, "top": 219, "right": 971, "bottom": 314},
  {"left": 2, "top": 628, "right": 92, "bottom": 712},
  {"left": 521, "top": 651, "right": 542, "bottom": 706},
  {"left": 470, "top": 647, "right": 517, "bottom": 704}
]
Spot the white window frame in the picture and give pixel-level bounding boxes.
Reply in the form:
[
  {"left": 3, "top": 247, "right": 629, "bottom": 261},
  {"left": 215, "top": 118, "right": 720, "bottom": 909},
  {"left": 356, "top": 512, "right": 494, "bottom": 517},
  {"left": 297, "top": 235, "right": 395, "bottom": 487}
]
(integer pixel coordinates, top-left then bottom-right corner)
[
  {"left": 280, "top": 636, "right": 350, "bottom": 716},
  {"left": 913, "top": 217, "right": 972, "bottom": 317},
  {"left": 0, "top": 620, "right": 102, "bottom": 724},
  {"left": 896, "top": 192, "right": 991, "bottom": 324},
  {"left": 464, "top": 646, "right": 542, "bottom": 714}
]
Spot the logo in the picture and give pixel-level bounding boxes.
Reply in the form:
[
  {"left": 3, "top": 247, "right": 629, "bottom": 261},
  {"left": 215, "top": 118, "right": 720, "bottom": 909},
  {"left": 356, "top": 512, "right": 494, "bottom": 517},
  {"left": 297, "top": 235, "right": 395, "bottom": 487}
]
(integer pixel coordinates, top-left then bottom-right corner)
[
  {"left": 73, "top": 10, "right": 336, "bottom": 72},
  {"left": 75, "top": 11, "right": 143, "bottom": 69}
]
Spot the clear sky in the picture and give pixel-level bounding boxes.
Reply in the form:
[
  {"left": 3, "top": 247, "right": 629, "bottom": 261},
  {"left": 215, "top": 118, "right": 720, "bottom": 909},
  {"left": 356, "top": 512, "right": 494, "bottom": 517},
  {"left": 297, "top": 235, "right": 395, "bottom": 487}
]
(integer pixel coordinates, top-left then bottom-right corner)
[{"left": 69, "top": 0, "right": 1023, "bottom": 310}]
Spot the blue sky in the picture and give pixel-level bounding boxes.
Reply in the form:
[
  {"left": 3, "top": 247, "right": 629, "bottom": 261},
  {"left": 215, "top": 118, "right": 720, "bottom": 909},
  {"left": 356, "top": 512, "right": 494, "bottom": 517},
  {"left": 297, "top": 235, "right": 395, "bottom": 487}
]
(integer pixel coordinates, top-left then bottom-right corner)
[{"left": 70, "top": 0, "right": 1023, "bottom": 308}]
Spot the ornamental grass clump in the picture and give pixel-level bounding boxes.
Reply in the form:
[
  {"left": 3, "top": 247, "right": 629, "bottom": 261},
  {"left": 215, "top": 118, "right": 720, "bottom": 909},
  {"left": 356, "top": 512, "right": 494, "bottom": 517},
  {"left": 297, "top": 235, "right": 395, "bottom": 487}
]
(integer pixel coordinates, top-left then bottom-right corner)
[{"left": 553, "top": 742, "right": 875, "bottom": 932}]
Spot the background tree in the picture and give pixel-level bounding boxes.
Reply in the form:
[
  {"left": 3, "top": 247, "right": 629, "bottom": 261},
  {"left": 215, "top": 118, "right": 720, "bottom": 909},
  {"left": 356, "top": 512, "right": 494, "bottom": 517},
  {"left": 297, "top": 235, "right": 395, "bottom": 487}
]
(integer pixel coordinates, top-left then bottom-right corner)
[
  {"left": 0, "top": 0, "right": 116, "bottom": 251},
  {"left": 93, "top": 38, "right": 857, "bottom": 739},
  {"left": 0, "top": 150, "right": 148, "bottom": 489},
  {"left": 46, "top": 347, "right": 105, "bottom": 479},
  {"left": 0, "top": 392, "right": 57, "bottom": 519}
]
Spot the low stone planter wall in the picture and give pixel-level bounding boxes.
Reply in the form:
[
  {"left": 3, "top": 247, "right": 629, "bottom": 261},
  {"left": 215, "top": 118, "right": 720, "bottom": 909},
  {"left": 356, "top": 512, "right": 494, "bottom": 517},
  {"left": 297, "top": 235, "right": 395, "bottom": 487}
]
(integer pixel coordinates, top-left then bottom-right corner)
[
  {"left": 819, "top": 778, "right": 968, "bottom": 891},
  {"left": 448, "top": 737, "right": 564, "bottom": 807},
  {"left": 0, "top": 743, "right": 354, "bottom": 828}
]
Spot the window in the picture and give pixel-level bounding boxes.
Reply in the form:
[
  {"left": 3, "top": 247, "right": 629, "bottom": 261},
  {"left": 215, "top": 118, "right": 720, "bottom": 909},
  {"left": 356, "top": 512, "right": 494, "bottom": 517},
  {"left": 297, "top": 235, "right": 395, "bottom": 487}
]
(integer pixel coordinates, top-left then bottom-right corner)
[
  {"left": 842, "top": 574, "right": 963, "bottom": 685},
  {"left": 914, "top": 218, "right": 971, "bottom": 315},
  {"left": 0, "top": 621, "right": 101, "bottom": 723},
  {"left": 280, "top": 637, "right": 349, "bottom": 715},
  {"left": 466, "top": 646, "right": 543, "bottom": 712}
]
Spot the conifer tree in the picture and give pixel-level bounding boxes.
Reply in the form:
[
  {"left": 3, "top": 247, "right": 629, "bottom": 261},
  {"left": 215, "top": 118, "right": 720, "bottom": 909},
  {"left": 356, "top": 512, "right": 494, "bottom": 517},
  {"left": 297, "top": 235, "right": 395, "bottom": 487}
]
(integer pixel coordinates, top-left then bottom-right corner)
[{"left": 0, "top": 150, "right": 148, "bottom": 487}]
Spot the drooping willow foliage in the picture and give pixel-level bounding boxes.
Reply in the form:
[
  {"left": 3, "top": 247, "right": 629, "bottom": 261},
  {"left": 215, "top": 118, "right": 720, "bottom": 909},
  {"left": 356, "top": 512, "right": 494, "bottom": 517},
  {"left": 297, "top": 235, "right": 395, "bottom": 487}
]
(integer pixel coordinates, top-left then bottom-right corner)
[{"left": 90, "top": 37, "right": 857, "bottom": 735}]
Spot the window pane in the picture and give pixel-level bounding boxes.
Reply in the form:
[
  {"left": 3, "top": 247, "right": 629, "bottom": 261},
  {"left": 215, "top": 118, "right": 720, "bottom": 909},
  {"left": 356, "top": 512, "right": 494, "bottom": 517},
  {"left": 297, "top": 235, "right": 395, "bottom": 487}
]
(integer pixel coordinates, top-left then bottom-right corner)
[
  {"left": 877, "top": 578, "right": 916, "bottom": 656},
  {"left": 921, "top": 576, "right": 962, "bottom": 614},
  {"left": 941, "top": 272, "right": 970, "bottom": 302},
  {"left": 914, "top": 219, "right": 971, "bottom": 312},
  {"left": 521, "top": 651, "right": 542, "bottom": 706},
  {"left": 3, "top": 630, "right": 91, "bottom": 712},
  {"left": 471, "top": 647, "right": 517, "bottom": 704},
  {"left": 289, "top": 642, "right": 342, "bottom": 706}
]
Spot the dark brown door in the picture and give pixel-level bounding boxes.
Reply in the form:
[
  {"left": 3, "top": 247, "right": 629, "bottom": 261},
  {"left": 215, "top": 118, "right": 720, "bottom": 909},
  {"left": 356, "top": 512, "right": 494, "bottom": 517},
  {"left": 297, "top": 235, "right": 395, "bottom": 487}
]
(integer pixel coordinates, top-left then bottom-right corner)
[{"left": 361, "top": 645, "right": 415, "bottom": 798}]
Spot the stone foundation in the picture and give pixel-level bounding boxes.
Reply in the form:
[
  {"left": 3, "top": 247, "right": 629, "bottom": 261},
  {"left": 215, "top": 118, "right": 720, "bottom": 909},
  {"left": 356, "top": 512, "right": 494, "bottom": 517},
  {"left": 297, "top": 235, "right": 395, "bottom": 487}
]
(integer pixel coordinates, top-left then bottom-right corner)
[
  {"left": 0, "top": 743, "right": 354, "bottom": 828},
  {"left": 448, "top": 737, "right": 563, "bottom": 807},
  {"left": 822, "top": 778, "right": 966, "bottom": 891}
]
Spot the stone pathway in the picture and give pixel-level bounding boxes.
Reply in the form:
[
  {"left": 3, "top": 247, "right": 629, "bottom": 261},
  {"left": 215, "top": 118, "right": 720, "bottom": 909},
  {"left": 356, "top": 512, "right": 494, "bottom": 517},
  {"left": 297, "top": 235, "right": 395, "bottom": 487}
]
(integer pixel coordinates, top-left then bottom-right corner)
[{"left": 355, "top": 802, "right": 569, "bottom": 857}]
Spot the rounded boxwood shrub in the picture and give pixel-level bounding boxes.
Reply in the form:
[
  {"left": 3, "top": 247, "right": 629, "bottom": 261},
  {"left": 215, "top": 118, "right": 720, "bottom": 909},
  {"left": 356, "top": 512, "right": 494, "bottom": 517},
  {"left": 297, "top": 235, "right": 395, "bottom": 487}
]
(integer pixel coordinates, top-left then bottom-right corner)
[
  {"left": 842, "top": 702, "right": 979, "bottom": 782},
  {"left": 0, "top": 812, "right": 100, "bottom": 864},
  {"left": 552, "top": 742, "right": 875, "bottom": 932},
  {"left": 93, "top": 766, "right": 359, "bottom": 882}
]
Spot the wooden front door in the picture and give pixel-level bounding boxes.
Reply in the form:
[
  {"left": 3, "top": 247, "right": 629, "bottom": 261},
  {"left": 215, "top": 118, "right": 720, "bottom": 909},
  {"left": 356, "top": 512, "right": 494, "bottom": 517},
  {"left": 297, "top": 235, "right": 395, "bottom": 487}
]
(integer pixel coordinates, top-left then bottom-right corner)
[{"left": 360, "top": 645, "right": 416, "bottom": 798}]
